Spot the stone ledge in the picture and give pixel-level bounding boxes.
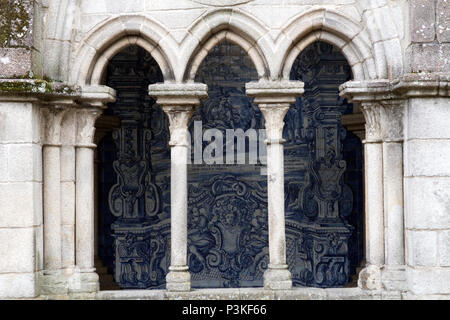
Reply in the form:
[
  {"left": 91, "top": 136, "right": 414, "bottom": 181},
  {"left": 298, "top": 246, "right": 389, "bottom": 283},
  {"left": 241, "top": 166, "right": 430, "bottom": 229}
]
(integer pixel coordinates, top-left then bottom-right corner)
[
  {"left": 340, "top": 73, "right": 450, "bottom": 102},
  {"left": 93, "top": 287, "right": 385, "bottom": 300},
  {"left": 0, "top": 81, "right": 117, "bottom": 106},
  {"left": 0, "top": 79, "right": 79, "bottom": 101}
]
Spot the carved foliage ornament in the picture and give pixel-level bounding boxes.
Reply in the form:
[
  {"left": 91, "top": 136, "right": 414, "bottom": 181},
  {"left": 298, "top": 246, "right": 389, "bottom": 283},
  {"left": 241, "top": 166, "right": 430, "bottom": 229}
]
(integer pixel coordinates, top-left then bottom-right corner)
[
  {"left": 361, "top": 103, "right": 382, "bottom": 141},
  {"left": 41, "top": 106, "right": 68, "bottom": 145}
]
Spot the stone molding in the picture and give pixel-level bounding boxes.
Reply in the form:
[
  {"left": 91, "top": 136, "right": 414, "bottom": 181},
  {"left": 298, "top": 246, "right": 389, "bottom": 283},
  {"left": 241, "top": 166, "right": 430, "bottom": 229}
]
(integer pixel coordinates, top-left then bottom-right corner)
[
  {"left": 340, "top": 73, "right": 450, "bottom": 102},
  {"left": 0, "top": 79, "right": 80, "bottom": 102},
  {"left": 339, "top": 73, "right": 450, "bottom": 142}
]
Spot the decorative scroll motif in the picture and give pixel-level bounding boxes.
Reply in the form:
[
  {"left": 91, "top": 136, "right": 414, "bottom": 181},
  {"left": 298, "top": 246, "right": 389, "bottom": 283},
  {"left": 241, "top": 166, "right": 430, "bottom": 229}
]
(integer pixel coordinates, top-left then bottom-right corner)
[
  {"left": 98, "top": 42, "right": 363, "bottom": 289},
  {"left": 187, "top": 176, "right": 269, "bottom": 287},
  {"left": 284, "top": 41, "right": 363, "bottom": 287}
]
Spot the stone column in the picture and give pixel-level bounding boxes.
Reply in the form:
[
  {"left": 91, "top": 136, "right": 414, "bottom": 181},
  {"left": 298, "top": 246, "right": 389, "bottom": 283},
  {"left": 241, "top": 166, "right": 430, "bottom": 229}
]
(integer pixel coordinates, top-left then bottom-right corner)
[
  {"left": 246, "top": 80, "right": 304, "bottom": 290},
  {"left": 40, "top": 103, "right": 69, "bottom": 294},
  {"left": 358, "top": 102, "right": 385, "bottom": 290},
  {"left": 380, "top": 101, "right": 406, "bottom": 291},
  {"left": 70, "top": 107, "right": 103, "bottom": 293},
  {"left": 60, "top": 109, "right": 78, "bottom": 275},
  {"left": 70, "top": 86, "right": 115, "bottom": 293},
  {"left": 149, "top": 83, "right": 208, "bottom": 292}
]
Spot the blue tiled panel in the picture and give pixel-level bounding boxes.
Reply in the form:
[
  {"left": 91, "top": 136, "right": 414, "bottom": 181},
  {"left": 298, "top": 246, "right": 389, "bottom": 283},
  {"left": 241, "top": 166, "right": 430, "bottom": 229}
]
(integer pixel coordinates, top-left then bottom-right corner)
[{"left": 97, "top": 42, "right": 363, "bottom": 289}]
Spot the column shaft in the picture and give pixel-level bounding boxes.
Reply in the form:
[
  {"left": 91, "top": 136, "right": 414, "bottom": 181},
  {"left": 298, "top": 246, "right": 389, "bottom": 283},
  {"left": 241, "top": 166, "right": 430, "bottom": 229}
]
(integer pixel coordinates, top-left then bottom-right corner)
[
  {"left": 170, "top": 144, "right": 189, "bottom": 268},
  {"left": 43, "top": 145, "right": 62, "bottom": 271},
  {"left": 383, "top": 141, "right": 404, "bottom": 266},
  {"left": 75, "top": 146, "right": 95, "bottom": 271},
  {"left": 364, "top": 141, "right": 385, "bottom": 266},
  {"left": 266, "top": 141, "right": 287, "bottom": 266}
]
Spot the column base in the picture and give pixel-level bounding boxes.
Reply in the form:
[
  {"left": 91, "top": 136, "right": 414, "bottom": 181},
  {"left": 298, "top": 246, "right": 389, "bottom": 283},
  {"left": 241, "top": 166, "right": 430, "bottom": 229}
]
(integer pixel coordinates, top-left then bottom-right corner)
[
  {"left": 39, "top": 270, "right": 69, "bottom": 295},
  {"left": 68, "top": 268, "right": 99, "bottom": 294},
  {"left": 166, "top": 266, "right": 191, "bottom": 292},
  {"left": 263, "top": 265, "right": 292, "bottom": 290},
  {"left": 358, "top": 265, "right": 382, "bottom": 290},
  {"left": 382, "top": 265, "right": 407, "bottom": 291}
]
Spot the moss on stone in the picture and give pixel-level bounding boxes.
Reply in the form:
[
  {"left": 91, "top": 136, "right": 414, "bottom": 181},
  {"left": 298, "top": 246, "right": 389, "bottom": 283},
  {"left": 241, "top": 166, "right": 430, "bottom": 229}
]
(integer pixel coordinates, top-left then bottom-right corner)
[
  {"left": 0, "top": 0, "right": 31, "bottom": 48},
  {"left": 0, "top": 79, "right": 76, "bottom": 95}
]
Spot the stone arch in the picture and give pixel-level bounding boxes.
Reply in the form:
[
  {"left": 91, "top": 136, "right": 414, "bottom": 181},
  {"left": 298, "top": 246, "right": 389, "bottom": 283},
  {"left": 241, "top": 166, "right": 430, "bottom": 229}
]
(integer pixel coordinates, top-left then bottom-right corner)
[
  {"left": 184, "top": 30, "right": 269, "bottom": 81},
  {"left": 179, "top": 9, "right": 272, "bottom": 81},
  {"left": 70, "top": 15, "right": 176, "bottom": 85},
  {"left": 278, "top": 8, "right": 379, "bottom": 81}
]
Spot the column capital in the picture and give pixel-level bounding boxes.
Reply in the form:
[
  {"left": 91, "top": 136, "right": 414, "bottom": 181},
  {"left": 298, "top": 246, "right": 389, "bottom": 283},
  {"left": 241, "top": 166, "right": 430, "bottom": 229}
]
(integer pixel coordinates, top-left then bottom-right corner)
[
  {"left": 360, "top": 102, "right": 383, "bottom": 143},
  {"left": 74, "top": 86, "right": 116, "bottom": 147},
  {"left": 246, "top": 80, "right": 303, "bottom": 142},
  {"left": 379, "top": 100, "right": 405, "bottom": 142},
  {"left": 340, "top": 80, "right": 406, "bottom": 142},
  {"left": 149, "top": 83, "right": 208, "bottom": 147},
  {"left": 76, "top": 107, "right": 103, "bottom": 147},
  {"left": 40, "top": 103, "right": 72, "bottom": 146},
  {"left": 245, "top": 80, "right": 304, "bottom": 104}
]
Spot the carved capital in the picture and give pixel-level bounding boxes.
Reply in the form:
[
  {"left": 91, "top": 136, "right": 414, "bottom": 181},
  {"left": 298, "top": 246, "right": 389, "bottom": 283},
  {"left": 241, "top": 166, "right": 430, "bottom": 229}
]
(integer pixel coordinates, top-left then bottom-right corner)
[
  {"left": 246, "top": 80, "right": 304, "bottom": 142},
  {"left": 162, "top": 106, "right": 195, "bottom": 147},
  {"left": 76, "top": 108, "right": 103, "bottom": 147},
  {"left": 258, "top": 103, "right": 291, "bottom": 141},
  {"left": 148, "top": 82, "right": 208, "bottom": 147},
  {"left": 380, "top": 100, "right": 405, "bottom": 142},
  {"left": 41, "top": 105, "right": 70, "bottom": 146},
  {"left": 60, "top": 108, "right": 79, "bottom": 146},
  {"left": 361, "top": 103, "right": 383, "bottom": 142}
]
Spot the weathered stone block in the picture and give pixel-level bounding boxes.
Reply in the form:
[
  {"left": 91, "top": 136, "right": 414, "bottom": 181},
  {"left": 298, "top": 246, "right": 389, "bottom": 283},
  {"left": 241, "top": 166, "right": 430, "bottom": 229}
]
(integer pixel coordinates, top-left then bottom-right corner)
[
  {"left": 439, "top": 230, "right": 450, "bottom": 267},
  {"left": 410, "top": 0, "right": 436, "bottom": 42},
  {"left": 404, "top": 139, "right": 450, "bottom": 177},
  {"left": 437, "top": 0, "right": 450, "bottom": 42},
  {"left": 0, "top": 272, "right": 37, "bottom": 298},
  {"left": 0, "top": 144, "right": 7, "bottom": 182},
  {"left": 407, "top": 98, "right": 450, "bottom": 140},
  {"left": 405, "top": 177, "right": 450, "bottom": 230},
  {"left": 0, "top": 0, "right": 34, "bottom": 48},
  {"left": 0, "top": 227, "right": 35, "bottom": 273},
  {"left": 407, "top": 266, "right": 450, "bottom": 294},
  {"left": 406, "top": 230, "right": 438, "bottom": 267},
  {"left": 0, "top": 182, "right": 41, "bottom": 227},
  {"left": 7, "top": 143, "right": 39, "bottom": 182},
  {"left": 0, "top": 102, "right": 40, "bottom": 144},
  {"left": 407, "top": 43, "right": 450, "bottom": 73},
  {"left": 0, "top": 48, "right": 33, "bottom": 78}
]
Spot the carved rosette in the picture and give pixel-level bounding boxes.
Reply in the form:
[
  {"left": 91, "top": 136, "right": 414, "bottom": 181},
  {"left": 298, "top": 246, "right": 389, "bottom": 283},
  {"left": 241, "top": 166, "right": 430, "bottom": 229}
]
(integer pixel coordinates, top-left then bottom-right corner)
[
  {"left": 41, "top": 105, "right": 70, "bottom": 146},
  {"left": 76, "top": 108, "right": 103, "bottom": 147}
]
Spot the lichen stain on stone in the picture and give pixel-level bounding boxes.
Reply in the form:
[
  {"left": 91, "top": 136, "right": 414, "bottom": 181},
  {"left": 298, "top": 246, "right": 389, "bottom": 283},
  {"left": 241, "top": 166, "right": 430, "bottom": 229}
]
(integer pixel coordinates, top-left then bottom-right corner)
[{"left": 0, "top": 0, "right": 31, "bottom": 47}]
